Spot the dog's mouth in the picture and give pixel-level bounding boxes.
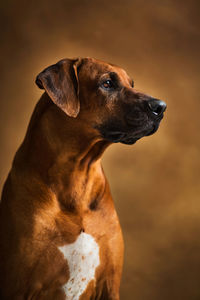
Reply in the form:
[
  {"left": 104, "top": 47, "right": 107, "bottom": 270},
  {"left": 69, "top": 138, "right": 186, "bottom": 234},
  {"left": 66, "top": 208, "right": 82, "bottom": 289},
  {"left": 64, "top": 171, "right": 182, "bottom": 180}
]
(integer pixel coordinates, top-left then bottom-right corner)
[
  {"left": 98, "top": 121, "right": 161, "bottom": 145},
  {"left": 95, "top": 107, "right": 166, "bottom": 145},
  {"left": 120, "top": 124, "right": 159, "bottom": 144}
]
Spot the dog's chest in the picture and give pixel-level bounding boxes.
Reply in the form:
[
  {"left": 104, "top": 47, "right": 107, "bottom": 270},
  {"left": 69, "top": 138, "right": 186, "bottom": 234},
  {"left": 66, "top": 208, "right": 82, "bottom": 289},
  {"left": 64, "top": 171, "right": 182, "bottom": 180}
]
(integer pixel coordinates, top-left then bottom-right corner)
[{"left": 58, "top": 232, "right": 100, "bottom": 299}]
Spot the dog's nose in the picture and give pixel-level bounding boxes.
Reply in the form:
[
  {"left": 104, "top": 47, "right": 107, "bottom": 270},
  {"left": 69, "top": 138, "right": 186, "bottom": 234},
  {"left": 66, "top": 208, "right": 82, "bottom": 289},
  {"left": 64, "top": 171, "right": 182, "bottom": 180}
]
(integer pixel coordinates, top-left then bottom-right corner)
[{"left": 147, "top": 99, "right": 167, "bottom": 116}]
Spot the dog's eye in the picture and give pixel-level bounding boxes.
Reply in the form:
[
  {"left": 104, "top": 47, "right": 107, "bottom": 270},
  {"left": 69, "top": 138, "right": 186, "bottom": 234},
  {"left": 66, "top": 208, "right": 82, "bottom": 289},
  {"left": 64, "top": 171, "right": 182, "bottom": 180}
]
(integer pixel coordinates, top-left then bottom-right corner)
[{"left": 102, "top": 80, "right": 114, "bottom": 89}]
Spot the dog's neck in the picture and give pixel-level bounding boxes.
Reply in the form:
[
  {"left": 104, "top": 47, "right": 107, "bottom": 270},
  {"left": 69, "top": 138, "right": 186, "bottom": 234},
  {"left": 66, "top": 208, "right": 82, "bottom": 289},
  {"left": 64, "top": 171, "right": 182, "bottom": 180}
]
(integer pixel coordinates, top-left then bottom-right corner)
[{"left": 14, "top": 94, "right": 111, "bottom": 212}]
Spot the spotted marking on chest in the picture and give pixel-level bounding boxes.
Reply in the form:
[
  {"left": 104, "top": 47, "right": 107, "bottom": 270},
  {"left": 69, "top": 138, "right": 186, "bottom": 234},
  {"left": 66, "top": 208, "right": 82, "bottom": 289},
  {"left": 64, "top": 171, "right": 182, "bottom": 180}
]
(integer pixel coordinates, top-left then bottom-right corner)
[{"left": 58, "top": 232, "right": 100, "bottom": 299}]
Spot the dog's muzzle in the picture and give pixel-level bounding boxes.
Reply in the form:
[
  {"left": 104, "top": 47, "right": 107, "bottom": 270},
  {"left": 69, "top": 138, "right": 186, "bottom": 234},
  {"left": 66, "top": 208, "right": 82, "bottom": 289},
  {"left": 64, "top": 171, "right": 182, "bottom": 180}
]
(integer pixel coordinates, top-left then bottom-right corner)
[{"left": 96, "top": 97, "right": 167, "bottom": 145}]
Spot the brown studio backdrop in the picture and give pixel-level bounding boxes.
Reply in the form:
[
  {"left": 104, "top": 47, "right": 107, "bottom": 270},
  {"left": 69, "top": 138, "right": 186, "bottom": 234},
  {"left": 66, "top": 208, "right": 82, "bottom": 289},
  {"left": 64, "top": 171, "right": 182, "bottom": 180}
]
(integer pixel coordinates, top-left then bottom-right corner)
[{"left": 0, "top": 0, "right": 200, "bottom": 299}]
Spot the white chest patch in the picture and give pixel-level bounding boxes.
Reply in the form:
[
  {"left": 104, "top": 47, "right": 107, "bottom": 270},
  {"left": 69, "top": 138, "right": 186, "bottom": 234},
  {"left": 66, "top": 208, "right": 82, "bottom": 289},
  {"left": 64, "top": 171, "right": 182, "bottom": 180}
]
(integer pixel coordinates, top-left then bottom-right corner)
[{"left": 58, "top": 232, "right": 100, "bottom": 299}]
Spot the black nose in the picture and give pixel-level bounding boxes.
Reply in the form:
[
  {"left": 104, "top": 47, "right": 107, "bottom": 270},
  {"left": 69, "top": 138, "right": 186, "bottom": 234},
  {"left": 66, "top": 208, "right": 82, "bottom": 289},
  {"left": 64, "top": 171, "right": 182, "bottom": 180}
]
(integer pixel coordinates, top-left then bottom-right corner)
[{"left": 147, "top": 98, "right": 167, "bottom": 116}]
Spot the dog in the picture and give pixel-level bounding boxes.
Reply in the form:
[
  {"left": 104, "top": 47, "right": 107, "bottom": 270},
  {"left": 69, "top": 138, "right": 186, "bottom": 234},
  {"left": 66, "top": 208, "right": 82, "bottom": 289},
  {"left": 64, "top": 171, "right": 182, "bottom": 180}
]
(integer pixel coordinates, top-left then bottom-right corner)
[{"left": 0, "top": 57, "right": 166, "bottom": 299}]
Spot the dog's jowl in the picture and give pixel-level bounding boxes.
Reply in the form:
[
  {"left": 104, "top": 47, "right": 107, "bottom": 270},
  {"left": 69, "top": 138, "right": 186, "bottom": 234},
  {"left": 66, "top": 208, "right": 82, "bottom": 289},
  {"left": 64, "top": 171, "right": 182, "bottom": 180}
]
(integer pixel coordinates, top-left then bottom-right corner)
[{"left": 0, "top": 57, "right": 166, "bottom": 300}]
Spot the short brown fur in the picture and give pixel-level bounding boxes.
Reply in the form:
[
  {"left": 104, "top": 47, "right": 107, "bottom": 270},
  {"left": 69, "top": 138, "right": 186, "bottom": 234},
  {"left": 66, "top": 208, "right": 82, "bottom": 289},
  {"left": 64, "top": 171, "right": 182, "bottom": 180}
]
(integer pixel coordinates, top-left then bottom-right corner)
[{"left": 0, "top": 57, "right": 165, "bottom": 299}]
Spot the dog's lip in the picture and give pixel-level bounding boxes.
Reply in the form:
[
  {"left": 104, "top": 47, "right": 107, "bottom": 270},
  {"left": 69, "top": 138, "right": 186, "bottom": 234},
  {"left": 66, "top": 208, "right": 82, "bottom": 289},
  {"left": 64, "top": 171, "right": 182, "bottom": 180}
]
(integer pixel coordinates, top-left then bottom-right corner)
[
  {"left": 145, "top": 125, "right": 157, "bottom": 136},
  {"left": 103, "top": 125, "right": 154, "bottom": 140},
  {"left": 103, "top": 131, "right": 126, "bottom": 141},
  {"left": 103, "top": 129, "right": 147, "bottom": 143},
  {"left": 144, "top": 120, "right": 161, "bottom": 136},
  {"left": 97, "top": 117, "right": 163, "bottom": 143}
]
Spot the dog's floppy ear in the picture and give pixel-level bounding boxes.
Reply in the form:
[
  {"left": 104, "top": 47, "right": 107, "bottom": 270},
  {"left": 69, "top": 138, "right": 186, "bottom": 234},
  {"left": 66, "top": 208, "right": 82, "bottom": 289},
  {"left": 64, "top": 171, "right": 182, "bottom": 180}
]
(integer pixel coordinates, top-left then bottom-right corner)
[{"left": 35, "top": 58, "right": 82, "bottom": 118}]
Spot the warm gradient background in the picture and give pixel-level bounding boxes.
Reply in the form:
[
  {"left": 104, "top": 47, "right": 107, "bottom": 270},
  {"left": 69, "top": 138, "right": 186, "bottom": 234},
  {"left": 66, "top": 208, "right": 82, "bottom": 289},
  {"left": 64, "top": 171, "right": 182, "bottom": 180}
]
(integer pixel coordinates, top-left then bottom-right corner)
[{"left": 1, "top": 0, "right": 200, "bottom": 299}]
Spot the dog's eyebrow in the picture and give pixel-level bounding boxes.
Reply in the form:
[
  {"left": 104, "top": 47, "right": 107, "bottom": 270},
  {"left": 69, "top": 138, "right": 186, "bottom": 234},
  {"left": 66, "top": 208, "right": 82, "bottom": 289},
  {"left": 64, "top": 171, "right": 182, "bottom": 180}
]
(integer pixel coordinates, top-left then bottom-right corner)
[
  {"left": 109, "top": 72, "right": 134, "bottom": 88},
  {"left": 109, "top": 72, "right": 121, "bottom": 84}
]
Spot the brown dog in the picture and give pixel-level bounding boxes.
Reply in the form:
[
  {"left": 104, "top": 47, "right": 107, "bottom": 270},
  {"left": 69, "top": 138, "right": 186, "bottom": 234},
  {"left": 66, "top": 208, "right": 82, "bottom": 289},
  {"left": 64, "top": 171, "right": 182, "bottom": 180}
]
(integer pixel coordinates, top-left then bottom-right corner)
[{"left": 0, "top": 57, "right": 166, "bottom": 299}]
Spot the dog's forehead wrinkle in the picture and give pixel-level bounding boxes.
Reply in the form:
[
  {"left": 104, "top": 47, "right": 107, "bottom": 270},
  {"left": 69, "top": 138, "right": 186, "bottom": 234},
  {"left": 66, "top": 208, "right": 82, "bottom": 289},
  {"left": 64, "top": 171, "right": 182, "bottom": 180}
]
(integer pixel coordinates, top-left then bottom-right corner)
[
  {"left": 82, "top": 59, "right": 120, "bottom": 77},
  {"left": 79, "top": 59, "right": 132, "bottom": 90}
]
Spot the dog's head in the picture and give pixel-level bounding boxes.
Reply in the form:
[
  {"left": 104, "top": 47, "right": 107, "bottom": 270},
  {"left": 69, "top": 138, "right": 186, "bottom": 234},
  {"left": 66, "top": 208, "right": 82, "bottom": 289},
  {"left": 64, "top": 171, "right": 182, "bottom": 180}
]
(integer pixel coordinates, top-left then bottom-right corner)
[{"left": 36, "top": 57, "right": 166, "bottom": 145}]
